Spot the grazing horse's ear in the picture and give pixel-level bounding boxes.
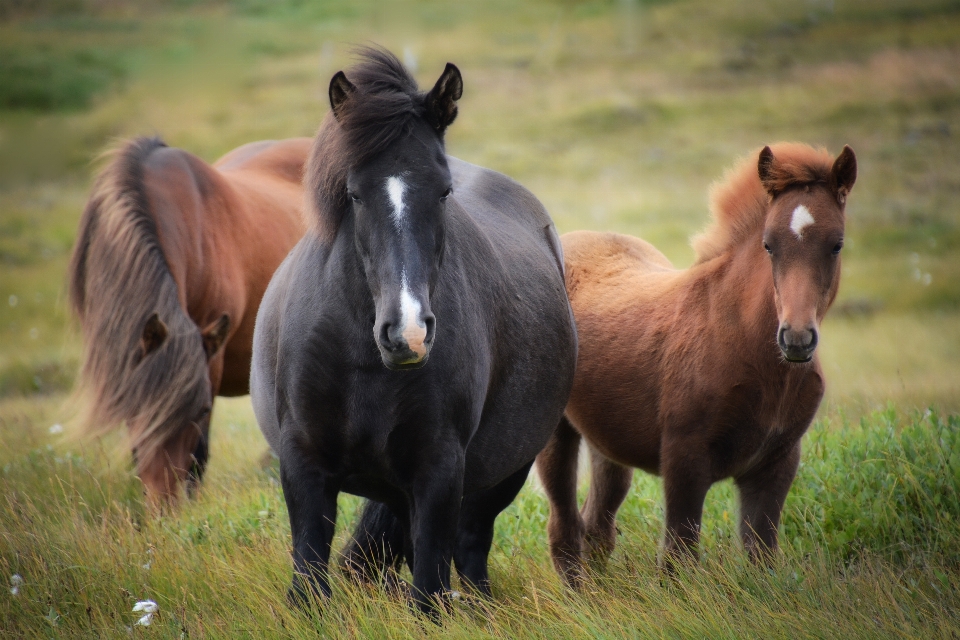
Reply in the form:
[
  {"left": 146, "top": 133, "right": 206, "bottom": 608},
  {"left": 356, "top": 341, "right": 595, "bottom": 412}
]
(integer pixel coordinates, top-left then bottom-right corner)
[
  {"left": 425, "top": 63, "right": 463, "bottom": 133},
  {"left": 329, "top": 71, "right": 356, "bottom": 122},
  {"left": 757, "top": 146, "right": 780, "bottom": 196},
  {"left": 831, "top": 145, "right": 857, "bottom": 206},
  {"left": 201, "top": 314, "right": 230, "bottom": 360},
  {"left": 139, "top": 312, "right": 167, "bottom": 361}
]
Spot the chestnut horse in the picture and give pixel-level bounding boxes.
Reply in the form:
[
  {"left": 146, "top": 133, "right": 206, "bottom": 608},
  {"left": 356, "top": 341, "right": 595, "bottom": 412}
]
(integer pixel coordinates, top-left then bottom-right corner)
[
  {"left": 537, "top": 143, "right": 857, "bottom": 584},
  {"left": 69, "top": 136, "right": 309, "bottom": 506}
]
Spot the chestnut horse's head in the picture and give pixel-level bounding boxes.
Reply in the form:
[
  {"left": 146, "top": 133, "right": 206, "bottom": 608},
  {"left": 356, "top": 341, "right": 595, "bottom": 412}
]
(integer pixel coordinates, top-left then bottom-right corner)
[
  {"left": 759, "top": 145, "right": 857, "bottom": 363},
  {"left": 131, "top": 312, "right": 230, "bottom": 507}
]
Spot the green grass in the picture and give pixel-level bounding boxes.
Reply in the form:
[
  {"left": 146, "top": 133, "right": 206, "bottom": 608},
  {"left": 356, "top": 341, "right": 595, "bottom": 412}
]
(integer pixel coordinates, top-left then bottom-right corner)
[
  {"left": 1, "top": 0, "right": 960, "bottom": 636},
  {"left": 1, "top": 398, "right": 958, "bottom": 637}
]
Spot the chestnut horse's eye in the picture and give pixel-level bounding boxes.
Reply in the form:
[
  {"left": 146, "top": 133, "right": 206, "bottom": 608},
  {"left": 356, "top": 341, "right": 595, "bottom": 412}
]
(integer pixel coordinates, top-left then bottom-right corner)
[
  {"left": 763, "top": 242, "right": 773, "bottom": 255},
  {"left": 832, "top": 241, "right": 843, "bottom": 255}
]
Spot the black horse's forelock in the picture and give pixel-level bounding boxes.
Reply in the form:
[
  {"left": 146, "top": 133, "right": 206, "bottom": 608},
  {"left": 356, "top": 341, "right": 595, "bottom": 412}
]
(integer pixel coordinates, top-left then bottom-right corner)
[{"left": 306, "top": 47, "right": 438, "bottom": 240}]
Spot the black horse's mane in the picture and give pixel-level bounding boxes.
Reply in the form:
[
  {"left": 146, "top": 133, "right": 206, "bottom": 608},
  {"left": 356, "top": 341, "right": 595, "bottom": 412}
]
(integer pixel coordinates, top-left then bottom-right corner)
[{"left": 306, "top": 47, "right": 435, "bottom": 239}]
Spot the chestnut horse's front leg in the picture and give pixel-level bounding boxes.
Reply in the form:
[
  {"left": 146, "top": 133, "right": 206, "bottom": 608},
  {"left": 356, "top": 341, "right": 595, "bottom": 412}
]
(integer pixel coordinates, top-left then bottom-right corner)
[
  {"left": 735, "top": 441, "right": 801, "bottom": 561},
  {"left": 660, "top": 446, "right": 712, "bottom": 567}
]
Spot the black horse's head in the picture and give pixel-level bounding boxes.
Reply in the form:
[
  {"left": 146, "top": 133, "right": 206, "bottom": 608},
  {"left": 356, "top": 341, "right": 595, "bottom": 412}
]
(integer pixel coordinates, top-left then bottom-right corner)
[{"left": 321, "top": 51, "right": 462, "bottom": 370}]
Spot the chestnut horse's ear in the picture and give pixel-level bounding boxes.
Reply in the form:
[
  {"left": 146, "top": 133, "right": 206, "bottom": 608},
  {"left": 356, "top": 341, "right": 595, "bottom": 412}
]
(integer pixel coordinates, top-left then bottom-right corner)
[
  {"left": 140, "top": 312, "right": 167, "bottom": 360},
  {"left": 757, "top": 146, "right": 779, "bottom": 196},
  {"left": 425, "top": 62, "right": 463, "bottom": 133},
  {"left": 329, "top": 71, "right": 356, "bottom": 122},
  {"left": 831, "top": 145, "right": 857, "bottom": 206},
  {"left": 201, "top": 314, "right": 230, "bottom": 360}
]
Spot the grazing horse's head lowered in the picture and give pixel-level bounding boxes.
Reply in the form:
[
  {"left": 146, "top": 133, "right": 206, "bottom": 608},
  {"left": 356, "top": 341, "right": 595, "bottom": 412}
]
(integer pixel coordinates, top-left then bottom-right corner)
[
  {"left": 310, "top": 51, "right": 462, "bottom": 369},
  {"left": 758, "top": 145, "right": 857, "bottom": 363}
]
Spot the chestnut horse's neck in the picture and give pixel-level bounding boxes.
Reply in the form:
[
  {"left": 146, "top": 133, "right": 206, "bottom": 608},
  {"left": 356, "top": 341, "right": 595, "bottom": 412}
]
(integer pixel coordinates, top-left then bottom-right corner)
[{"left": 694, "top": 237, "right": 785, "bottom": 368}]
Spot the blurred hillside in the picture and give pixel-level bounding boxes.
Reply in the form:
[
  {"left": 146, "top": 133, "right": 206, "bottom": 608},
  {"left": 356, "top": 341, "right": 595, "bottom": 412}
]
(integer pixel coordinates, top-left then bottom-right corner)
[{"left": 1, "top": 0, "right": 958, "bottom": 414}]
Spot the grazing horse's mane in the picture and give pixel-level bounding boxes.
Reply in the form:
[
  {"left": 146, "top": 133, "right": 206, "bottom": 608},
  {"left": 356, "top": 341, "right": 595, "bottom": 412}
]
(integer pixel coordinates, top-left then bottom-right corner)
[
  {"left": 69, "top": 136, "right": 208, "bottom": 461},
  {"left": 692, "top": 143, "right": 836, "bottom": 263},
  {"left": 305, "top": 47, "right": 433, "bottom": 239}
]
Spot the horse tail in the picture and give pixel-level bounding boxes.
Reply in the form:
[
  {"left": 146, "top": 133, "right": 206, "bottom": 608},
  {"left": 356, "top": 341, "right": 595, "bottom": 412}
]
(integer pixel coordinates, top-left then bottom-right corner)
[
  {"left": 68, "top": 136, "right": 209, "bottom": 464},
  {"left": 341, "top": 500, "right": 409, "bottom": 581}
]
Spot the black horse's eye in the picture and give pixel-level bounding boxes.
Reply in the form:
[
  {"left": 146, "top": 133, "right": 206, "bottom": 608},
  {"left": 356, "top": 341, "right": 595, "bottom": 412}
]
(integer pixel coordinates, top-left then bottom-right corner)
[
  {"left": 763, "top": 242, "right": 773, "bottom": 255},
  {"left": 832, "top": 240, "right": 843, "bottom": 255},
  {"left": 440, "top": 187, "right": 452, "bottom": 201},
  {"left": 348, "top": 192, "right": 362, "bottom": 204}
]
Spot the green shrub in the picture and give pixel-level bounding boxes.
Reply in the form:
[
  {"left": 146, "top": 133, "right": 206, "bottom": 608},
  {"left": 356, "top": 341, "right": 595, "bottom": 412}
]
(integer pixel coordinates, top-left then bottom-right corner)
[
  {"left": 0, "top": 46, "right": 126, "bottom": 111},
  {"left": 785, "top": 408, "right": 960, "bottom": 562}
]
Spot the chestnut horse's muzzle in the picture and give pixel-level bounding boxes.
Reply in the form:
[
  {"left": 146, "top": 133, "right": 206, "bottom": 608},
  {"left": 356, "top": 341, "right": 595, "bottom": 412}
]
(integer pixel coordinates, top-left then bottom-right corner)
[{"left": 777, "top": 324, "right": 818, "bottom": 363}]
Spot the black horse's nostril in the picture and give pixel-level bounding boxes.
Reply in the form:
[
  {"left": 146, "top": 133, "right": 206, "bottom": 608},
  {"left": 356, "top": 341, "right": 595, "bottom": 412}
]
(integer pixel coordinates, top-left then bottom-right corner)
[
  {"left": 423, "top": 314, "right": 436, "bottom": 344},
  {"left": 379, "top": 322, "right": 395, "bottom": 352}
]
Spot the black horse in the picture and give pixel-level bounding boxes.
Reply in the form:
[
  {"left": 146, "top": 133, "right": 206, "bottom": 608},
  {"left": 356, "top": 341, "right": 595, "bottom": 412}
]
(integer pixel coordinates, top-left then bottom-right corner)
[{"left": 250, "top": 48, "right": 577, "bottom": 614}]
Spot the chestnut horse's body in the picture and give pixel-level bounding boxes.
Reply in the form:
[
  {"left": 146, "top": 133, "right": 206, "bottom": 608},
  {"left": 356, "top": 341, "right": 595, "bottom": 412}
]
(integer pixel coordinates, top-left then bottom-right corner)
[
  {"left": 69, "top": 136, "right": 310, "bottom": 505},
  {"left": 537, "top": 143, "right": 857, "bottom": 584}
]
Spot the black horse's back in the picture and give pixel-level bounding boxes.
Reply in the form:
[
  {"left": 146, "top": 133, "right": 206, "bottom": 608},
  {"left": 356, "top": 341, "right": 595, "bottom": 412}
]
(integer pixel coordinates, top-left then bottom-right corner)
[{"left": 251, "top": 47, "right": 576, "bottom": 615}]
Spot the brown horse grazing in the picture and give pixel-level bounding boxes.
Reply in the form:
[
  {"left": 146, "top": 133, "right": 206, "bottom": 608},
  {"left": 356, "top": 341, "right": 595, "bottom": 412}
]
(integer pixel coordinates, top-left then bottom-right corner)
[
  {"left": 69, "top": 136, "right": 309, "bottom": 506},
  {"left": 537, "top": 143, "right": 857, "bottom": 584}
]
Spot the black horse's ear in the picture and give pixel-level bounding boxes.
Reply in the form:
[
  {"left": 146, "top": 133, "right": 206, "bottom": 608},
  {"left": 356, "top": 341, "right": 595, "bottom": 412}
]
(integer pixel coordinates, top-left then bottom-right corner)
[
  {"left": 425, "top": 62, "right": 463, "bottom": 133},
  {"left": 758, "top": 146, "right": 779, "bottom": 196},
  {"left": 201, "top": 314, "right": 230, "bottom": 360},
  {"left": 831, "top": 145, "right": 857, "bottom": 205},
  {"left": 140, "top": 312, "right": 167, "bottom": 360},
  {"left": 329, "top": 71, "right": 356, "bottom": 122}
]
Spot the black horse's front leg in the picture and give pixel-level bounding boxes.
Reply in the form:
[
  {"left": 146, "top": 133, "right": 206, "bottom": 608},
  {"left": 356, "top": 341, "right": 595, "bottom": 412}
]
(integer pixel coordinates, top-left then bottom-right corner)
[
  {"left": 409, "top": 460, "right": 464, "bottom": 616},
  {"left": 454, "top": 460, "right": 533, "bottom": 597},
  {"left": 279, "top": 446, "right": 339, "bottom": 607}
]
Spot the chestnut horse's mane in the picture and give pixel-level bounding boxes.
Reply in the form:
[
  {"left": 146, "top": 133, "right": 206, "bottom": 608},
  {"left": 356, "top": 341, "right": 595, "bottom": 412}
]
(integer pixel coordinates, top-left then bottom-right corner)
[
  {"left": 68, "top": 136, "right": 207, "bottom": 462},
  {"left": 305, "top": 46, "right": 434, "bottom": 240},
  {"left": 691, "top": 143, "right": 836, "bottom": 264}
]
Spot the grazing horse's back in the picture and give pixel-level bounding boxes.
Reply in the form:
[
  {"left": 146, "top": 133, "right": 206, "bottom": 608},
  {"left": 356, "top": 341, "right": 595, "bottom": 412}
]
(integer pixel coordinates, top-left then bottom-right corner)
[{"left": 70, "top": 136, "right": 309, "bottom": 505}]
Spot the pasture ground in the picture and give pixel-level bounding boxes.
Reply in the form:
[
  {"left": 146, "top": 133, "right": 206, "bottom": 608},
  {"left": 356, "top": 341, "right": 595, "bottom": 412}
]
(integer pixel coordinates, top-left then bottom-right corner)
[{"left": 1, "top": 0, "right": 959, "bottom": 636}]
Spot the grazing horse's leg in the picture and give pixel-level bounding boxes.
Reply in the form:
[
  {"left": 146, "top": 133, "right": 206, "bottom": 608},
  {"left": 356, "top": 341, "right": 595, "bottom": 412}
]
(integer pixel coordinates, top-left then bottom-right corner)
[
  {"left": 581, "top": 446, "right": 633, "bottom": 566},
  {"left": 280, "top": 450, "right": 339, "bottom": 607},
  {"left": 735, "top": 442, "right": 801, "bottom": 561},
  {"left": 341, "top": 500, "right": 409, "bottom": 583},
  {"left": 536, "top": 416, "right": 586, "bottom": 587},
  {"left": 661, "top": 445, "right": 712, "bottom": 565},
  {"left": 409, "top": 459, "right": 464, "bottom": 615},
  {"left": 454, "top": 460, "right": 534, "bottom": 597}
]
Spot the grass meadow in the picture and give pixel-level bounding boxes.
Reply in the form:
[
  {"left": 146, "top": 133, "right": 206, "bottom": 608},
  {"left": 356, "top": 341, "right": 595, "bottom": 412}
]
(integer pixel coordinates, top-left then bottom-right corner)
[{"left": 1, "top": 0, "right": 959, "bottom": 636}]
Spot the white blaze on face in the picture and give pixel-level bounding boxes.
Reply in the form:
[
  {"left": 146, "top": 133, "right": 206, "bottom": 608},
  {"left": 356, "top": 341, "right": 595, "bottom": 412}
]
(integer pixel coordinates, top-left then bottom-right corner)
[
  {"left": 399, "top": 270, "right": 427, "bottom": 357},
  {"left": 386, "top": 176, "right": 406, "bottom": 232},
  {"left": 790, "top": 204, "right": 815, "bottom": 239}
]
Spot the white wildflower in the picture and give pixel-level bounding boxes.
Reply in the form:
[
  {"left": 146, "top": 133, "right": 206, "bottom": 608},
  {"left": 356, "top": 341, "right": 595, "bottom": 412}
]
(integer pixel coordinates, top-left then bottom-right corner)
[
  {"left": 7, "top": 295, "right": 17, "bottom": 307},
  {"left": 10, "top": 574, "right": 23, "bottom": 596},
  {"left": 133, "top": 599, "right": 158, "bottom": 626},
  {"left": 49, "top": 424, "right": 63, "bottom": 435}
]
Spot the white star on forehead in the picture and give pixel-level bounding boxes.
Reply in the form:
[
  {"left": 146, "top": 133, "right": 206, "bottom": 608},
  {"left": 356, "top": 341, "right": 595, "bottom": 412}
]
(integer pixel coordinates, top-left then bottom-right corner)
[
  {"left": 386, "top": 176, "right": 406, "bottom": 232},
  {"left": 790, "top": 204, "right": 815, "bottom": 238}
]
